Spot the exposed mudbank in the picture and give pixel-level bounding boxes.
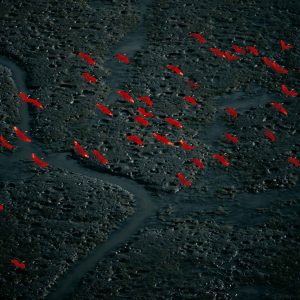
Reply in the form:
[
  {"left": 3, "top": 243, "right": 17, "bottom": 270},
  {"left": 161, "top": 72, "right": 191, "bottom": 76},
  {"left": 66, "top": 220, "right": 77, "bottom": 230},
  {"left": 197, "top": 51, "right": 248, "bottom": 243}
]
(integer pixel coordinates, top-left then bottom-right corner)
[{"left": 0, "top": 0, "right": 300, "bottom": 298}]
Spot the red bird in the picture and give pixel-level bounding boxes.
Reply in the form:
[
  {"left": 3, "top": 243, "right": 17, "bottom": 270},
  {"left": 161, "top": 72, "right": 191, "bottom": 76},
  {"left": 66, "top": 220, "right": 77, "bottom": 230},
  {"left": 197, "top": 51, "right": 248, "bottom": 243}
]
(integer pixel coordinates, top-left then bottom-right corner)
[
  {"left": 225, "top": 51, "right": 240, "bottom": 62},
  {"left": 263, "top": 57, "right": 274, "bottom": 67},
  {"left": 224, "top": 133, "right": 238, "bottom": 144},
  {"left": 93, "top": 149, "right": 108, "bottom": 165},
  {"left": 212, "top": 154, "right": 230, "bottom": 167},
  {"left": 19, "top": 92, "right": 44, "bottom": 109},
  {"left": 116, "top": 53, "right": 129, "bottom": 64},
  {"left": 73, "top": 141, "right": 89, "bottom": 158},
  {"left": 191, "top": 158, "right": 204, "bottom": 169},
  {"left": 179, "top": 139, "right": 195, "bottom": 151},
  {"left": 0, "top": 203, "right": 4, "bottom": 212},
  {"left": 281, "top": 84, "right": 298, "bottom": 97},
  {"left": 264, "top": 130, "right": 276, "bottom": 142},
  {"left": 78, "top": 52, "right": 96, "bottom": 66},
  {"left": 32, "top": 153, "right": 49, "bottom": 167},
  {"left": 271, "top": 102, "right": 288, "bottom": 116},
  {"left": 82, "top": 72, "right": 97, "bottom": 83},
  {"left": 138, "top": 107, "right": 154, "bottom": 118},
  {"left": 11, "top": 259, "right": 25, "bottom": 269},
  {"left": 152, "top": 133, "right": 173, "bottom": 146},
  {"left": 166, "top": 65, "right": 184, "bottom": 76},
  {"left": 19, "top": 91, "right": 28, "bottom": 102},
  {"left": 246, "top": 45, "right": 259, "bottom": 56},
  {"left": 232, "top": 45, "right": 246, "bottom": 55},
  {"left": 18, "top": 91, "right": 36, "bottom": 103},
  {"left": 133, "top": 116, "right": 149, "bottom": 127},
  {"left": 186, "top": 80, "right": 201, "bottom": 90},
  {"left": 0, "top": 135, "right": 13, "bottom": 150},
  {"left": 177, "top": 172, "right": 191, "bottom": 187},
  {"left": 210, "top": 47, "right": 226, "bottom": 58},
  {"left": 226, "top": 107, "right": 238, "bottom": 119},
  {"left": 127, "top": 135, "right": 143, "bottom": 146},
  {"left": 25, "top": 98, "right": 43, "bottom": 109},
  {"left": 189, "top": 32, "right": 206, "bottom": 44},
  {"left": 288, "top": 156, "right": 299, "bottom": 168},
  {"left": 280, "top": 40, "right": 293, "bottom": 51},
  {"left": 272, "top": 62, "right": 288, "bottom": 74},
  {"left": 165, "top": 118, "right": 183, "bottom": 129},
  {"left": 13, "top": 127, "right": 31, "bottom": 143},
  {"left": 138, "top": 96, "right": 153, "bottom": 107},
  {"left": 183, "top": 95, "right": 198, "bottom": 106},
  {"left": 117, "top": 90, "right": 134, "bottom": 103},
  {"left": 96, "top": 103, "right": 113, "bottom": 117},
  {"left": 262, "top": 57, "right": 288, "bottom": 74}
]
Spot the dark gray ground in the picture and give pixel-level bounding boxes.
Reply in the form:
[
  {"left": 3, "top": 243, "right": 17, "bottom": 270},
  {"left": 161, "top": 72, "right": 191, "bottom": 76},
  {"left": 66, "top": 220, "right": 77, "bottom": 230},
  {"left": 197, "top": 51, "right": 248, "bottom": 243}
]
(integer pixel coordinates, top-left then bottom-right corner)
[
  {"left": 0, "top": 0, "right": 299, "bottom": 299},
  {"left": 0, "top": 168, "right": 135, "bottom": 299},
  {"left": 71, "top": 188, "right": 300, "bottom": 299},
  {"left": 0, "top": 65, "right": 20, "bottom": 138}
]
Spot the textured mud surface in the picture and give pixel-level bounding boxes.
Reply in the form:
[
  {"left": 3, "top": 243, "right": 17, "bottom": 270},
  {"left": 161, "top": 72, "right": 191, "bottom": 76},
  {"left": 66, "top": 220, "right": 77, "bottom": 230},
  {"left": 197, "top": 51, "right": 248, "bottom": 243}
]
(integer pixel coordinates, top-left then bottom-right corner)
[
  {"left": 0, "top": 0, "right": 138, "bottom": 147},
  {"left": 0, "top": 65, "right": 20, "bottom": 137},
  {"left": 0, "top": 168, "right": 135, "bottom": 299},
  {"left": 71, "top": 185, "right": 300, "bottom": 299},
  {"left": 1, "top": 0, "right": 299, "bottom": 191},
  {"left": 0, "top": 0, "right": 300, "bottom": 299}
]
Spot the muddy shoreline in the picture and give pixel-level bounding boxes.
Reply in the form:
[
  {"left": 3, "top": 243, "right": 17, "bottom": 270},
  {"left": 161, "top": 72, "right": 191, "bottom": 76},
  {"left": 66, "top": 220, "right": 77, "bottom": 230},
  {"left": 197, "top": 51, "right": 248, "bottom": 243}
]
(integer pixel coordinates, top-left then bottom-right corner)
[{"left": 0, "top": 0, "right": 300, "bottom": 299}]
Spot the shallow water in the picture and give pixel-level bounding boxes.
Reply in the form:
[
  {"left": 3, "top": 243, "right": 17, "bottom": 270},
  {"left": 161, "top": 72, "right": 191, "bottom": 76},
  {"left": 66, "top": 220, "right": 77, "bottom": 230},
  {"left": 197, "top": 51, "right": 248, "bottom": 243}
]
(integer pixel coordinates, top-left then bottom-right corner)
[
  {"left": 45, "top": 153, "right": 157, "bottom": 300},
  {"left": 0, "top": 56, "right": 41, "bottom": 179}
]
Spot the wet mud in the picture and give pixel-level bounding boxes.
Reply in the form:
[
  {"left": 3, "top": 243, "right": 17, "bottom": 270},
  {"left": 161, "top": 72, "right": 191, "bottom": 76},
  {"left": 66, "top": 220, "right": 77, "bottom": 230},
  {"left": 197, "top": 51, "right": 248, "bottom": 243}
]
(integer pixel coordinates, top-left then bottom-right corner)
[{"left": 0, "top": 0, "right": 300, "bottom": 299}]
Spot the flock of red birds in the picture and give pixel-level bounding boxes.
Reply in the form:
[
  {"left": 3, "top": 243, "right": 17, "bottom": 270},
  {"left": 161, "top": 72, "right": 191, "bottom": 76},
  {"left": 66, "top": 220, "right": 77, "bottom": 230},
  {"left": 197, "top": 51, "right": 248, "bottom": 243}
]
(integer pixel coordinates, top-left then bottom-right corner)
[
  {"left": 0, "top": 32, "right": 299, "bottom": 269},
  {"left": 0, "top": 33, "right": 299, "bottom": 185},
  {"left": 76, "top": 33, "right": 298, "bottom": 188}
]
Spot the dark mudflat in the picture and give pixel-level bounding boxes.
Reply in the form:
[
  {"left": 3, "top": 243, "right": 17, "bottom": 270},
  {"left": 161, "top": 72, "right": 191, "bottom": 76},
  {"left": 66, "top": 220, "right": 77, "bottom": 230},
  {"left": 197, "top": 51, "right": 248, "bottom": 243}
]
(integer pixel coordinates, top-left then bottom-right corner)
[{"left": 0, "top": 0, "right": 299, "bottom": 299}]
